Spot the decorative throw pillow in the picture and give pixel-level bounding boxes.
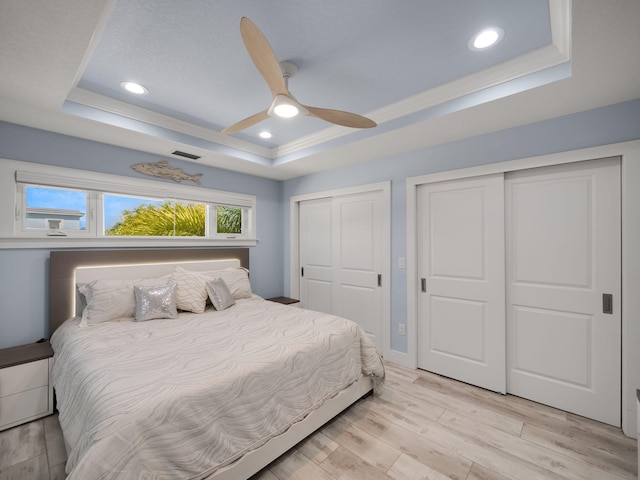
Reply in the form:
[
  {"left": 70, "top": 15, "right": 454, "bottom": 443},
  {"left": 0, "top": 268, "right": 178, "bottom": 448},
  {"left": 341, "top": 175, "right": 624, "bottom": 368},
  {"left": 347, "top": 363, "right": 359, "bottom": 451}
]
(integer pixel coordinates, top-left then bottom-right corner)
[
  {"left": 205, "top": 278, "right": 236, "bottom": 311},
  {"left": 78, "top": 276, "right": 169, "bottom": 325},
  {"left": 169, "top": 266, "right": 208, "bottom": 313},
  {"left": 215, "top": 267, "right": 252, "bottom": 299},
  {"left": 134, "top": 283, "right": 178, "bottom": 321}
]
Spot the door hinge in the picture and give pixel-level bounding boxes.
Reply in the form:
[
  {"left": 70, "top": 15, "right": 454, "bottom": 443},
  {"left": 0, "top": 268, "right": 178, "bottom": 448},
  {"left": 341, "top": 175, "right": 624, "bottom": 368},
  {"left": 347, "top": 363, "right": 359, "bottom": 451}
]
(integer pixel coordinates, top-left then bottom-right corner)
[
  {"left": 301, "top": 267, "right": 304, "bottom": 277},
  {"left": 602, "top": 293, "right": 613, "bottom": 314},
  {"left": 421, "top": 278, "right": 427, "bottom": 293},
  {"left": 377, "top": 274, "right": 382, "bottom": 287}
]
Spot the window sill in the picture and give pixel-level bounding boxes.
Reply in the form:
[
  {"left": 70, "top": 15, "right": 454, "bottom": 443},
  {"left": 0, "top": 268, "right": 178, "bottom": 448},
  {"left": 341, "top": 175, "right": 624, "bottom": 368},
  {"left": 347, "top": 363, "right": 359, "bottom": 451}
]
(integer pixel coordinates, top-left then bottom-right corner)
[{"left": 0, "top": 237, "right": 259, "bottom": 249}]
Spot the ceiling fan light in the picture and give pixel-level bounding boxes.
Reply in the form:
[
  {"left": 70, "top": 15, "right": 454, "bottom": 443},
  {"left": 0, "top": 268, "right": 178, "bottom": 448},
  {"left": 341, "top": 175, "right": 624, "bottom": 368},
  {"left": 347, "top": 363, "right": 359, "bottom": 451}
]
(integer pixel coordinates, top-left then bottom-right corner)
[
  {"left": 268, "top": 94, "right": 307, "bottom": 119},
  {"left": 273, "top": 103, "right": 299, "bottom": 118}
]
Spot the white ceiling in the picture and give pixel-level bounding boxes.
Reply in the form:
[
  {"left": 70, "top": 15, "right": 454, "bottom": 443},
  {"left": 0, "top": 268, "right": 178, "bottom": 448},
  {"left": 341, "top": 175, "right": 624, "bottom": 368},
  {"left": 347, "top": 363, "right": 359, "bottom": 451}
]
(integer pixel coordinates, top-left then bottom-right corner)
[{"left": 0, "top": 0, "right": 639, "bottom": 180}]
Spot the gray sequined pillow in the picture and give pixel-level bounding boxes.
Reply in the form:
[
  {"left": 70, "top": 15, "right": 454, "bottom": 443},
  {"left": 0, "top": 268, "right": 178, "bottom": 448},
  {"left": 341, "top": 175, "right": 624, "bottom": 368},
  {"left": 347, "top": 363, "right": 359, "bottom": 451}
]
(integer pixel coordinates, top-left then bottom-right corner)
[
  {"left": 205, "top": 278, "right": 236, "bottom": 311},
  {"left": 78, "top": 276, "right": 169, "bottom": 325},
  {"left": 134, "top": 283, "right": 178, "bottom": 322}
]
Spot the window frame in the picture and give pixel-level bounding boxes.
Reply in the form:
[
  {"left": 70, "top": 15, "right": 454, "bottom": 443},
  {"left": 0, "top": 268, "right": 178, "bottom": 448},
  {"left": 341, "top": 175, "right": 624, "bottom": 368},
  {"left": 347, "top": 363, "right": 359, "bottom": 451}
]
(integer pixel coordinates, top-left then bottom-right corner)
[
  {"left": 0, "top": 159, "right": 258, "bottom": 248},
  {"left": 18, "top": 183, "right": 93, "bottom": 237},
  {"left": 212, "top": 205, "right": 249, "bottom": 239}
]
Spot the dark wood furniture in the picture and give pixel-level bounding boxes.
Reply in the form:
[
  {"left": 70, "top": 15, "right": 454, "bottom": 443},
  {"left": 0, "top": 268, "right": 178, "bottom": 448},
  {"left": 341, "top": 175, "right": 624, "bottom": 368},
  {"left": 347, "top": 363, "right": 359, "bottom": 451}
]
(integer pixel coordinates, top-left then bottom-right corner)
[{"left": 267, "top": 296, "right": 300, "bottom": 306}]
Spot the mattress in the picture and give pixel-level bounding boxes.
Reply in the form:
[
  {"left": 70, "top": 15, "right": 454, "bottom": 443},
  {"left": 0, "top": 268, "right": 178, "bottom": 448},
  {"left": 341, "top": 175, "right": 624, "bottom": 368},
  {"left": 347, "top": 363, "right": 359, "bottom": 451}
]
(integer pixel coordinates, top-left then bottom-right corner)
[{"left": 50, "top": 295, "right": 384, "bottom": 479}]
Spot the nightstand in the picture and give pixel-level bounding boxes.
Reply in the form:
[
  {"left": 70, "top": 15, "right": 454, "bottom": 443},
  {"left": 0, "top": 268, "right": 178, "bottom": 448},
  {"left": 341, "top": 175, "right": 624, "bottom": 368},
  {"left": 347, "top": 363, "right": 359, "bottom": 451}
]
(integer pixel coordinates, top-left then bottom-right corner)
[
  {"left": 0, "top": 341, "right": 54, "bottom": 431},
  {"left": 267, "top": 296, "right": 300, "bottom": 308}
]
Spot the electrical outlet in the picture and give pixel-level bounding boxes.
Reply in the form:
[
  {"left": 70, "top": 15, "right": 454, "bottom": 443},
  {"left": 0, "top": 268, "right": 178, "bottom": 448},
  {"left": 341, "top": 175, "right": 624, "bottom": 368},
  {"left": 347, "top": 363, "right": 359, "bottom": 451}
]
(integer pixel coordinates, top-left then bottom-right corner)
[{"left": 398, "top": 323, "right": 406, "bottom": 336}]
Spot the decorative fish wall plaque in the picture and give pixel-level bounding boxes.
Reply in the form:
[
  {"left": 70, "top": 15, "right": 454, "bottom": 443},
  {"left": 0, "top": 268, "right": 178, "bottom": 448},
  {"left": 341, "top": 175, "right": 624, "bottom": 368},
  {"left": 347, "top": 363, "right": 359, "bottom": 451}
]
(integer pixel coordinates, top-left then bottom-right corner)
[{"left": 131, "top": 161, "right": 203, "bottom": 184}]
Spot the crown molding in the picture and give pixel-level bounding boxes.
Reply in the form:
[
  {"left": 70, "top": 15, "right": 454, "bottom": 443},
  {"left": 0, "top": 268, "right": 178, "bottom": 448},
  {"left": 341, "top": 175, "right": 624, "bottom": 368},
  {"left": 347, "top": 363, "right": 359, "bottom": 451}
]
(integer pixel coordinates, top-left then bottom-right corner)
[{"left": 65, "top": 88, "right": 273, "bottom": 159}]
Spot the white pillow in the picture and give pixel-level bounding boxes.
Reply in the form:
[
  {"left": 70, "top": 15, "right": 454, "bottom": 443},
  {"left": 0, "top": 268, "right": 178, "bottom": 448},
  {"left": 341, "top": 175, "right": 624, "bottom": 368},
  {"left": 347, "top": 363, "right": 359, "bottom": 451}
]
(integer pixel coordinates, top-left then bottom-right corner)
[
  {"left": 134, "top": 283, "right": 178, "bottom": 321},
  {"left": 205, "top": 278, "right": 236, "bottom": 311},
  {"left": 78, "top": 276, "right": 168, "bottom": 325},
  {"left": 214, "top": 267, "right": 252, "bottom": 299},
  {"left": 169, "top": 266, "right": 209, "bottom": 313}
]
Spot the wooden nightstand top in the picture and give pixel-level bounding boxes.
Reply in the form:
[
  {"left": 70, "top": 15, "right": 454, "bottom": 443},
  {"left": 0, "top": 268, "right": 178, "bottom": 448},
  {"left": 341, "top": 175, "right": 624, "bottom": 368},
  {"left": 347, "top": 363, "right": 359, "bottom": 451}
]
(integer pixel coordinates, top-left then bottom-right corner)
[
  {"left": 0, "top": 342, "right": 53, "bottom": 370},
  {"left": 267, "top": 296, "right": 300, "bottom": 306}
]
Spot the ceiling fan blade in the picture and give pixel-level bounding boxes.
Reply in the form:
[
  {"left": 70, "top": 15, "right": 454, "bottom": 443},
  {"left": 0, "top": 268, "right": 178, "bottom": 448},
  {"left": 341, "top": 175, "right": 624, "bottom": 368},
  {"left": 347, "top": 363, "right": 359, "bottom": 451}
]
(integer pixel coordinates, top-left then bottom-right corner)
[
  {"left": 222, "top": 109, "right": 269, "bottom": 135},
  {"left": 305, "top": 106, "right": 377, "bottom": 129},
  {"left": 240, "top": 17, "right": 287, "bottom": 97}
]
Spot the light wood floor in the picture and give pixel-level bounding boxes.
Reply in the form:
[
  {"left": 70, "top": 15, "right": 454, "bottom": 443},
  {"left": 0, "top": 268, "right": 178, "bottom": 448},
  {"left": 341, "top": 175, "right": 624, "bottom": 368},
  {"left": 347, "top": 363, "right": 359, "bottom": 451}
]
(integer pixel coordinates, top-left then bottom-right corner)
[{"left": 0, "top": 361, "right": 636, "bottom": 479}]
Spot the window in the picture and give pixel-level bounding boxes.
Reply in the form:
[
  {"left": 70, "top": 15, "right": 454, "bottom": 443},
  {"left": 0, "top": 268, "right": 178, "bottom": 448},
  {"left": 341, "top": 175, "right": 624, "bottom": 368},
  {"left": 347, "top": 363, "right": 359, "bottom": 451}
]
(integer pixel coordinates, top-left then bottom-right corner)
[
  {"left": 104, "top": 195, "right": 206, "bottom": 237},
  {"left": 1, "top": 159, "right": 256, "bottom": 247},
  {"left": 215, "top": 205, "right": 244, "bottom": 237},
  {"left": 23, "top": 185, "right": 88, "bottom": 233}
]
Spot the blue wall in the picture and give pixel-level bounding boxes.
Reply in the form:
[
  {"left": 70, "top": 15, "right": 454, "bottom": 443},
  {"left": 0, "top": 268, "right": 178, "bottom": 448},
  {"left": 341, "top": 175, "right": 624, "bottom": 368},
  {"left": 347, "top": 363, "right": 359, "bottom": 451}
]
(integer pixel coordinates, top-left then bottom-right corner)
[
  {"left": 0, "top": 123, "right": 283, "bottom": 348},
  {"left": 1, "top": 98, "right": 639, "bottom": 351},
  {"left": 282, "top": 99, "right": 640, "bottom": 352}
]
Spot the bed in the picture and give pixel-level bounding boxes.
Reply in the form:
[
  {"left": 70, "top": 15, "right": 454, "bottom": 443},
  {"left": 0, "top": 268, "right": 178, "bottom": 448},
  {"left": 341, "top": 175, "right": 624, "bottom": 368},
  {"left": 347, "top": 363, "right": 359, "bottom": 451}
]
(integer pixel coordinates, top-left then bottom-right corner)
[{"left": 48, "top": 248, "right": 384, "bottom": 479}]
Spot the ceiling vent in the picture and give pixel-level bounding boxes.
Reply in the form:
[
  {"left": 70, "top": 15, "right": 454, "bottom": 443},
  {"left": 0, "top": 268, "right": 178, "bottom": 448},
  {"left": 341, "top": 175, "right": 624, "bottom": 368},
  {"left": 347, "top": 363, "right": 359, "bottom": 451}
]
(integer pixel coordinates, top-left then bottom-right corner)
[{"left": 172, "top": 150, "right": 201, "bottom": 160}]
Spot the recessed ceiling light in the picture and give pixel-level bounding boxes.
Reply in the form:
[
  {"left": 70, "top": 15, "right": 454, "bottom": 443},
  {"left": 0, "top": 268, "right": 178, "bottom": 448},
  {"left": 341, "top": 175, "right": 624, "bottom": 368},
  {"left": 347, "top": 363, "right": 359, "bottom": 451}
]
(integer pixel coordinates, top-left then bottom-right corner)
[
  {"left": 469, "top": 27, "right": 504, "bottom": 51},
  {"left": 259, "top": 131, "right": 273, "bottom": 139},
  {"left": 120, "top": 81, "right": 149, "bottom": 95}
]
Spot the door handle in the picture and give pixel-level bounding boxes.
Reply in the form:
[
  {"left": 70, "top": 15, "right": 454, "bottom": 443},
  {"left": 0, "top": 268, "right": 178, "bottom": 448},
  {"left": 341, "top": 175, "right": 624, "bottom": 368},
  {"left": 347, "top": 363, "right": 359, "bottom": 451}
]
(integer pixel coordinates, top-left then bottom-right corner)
[
  {"left": 421, "top": 278, "right": 426, "bottom": 293},
  {"left": 602, "top": 293, "right": 613, "bottom": 314}
]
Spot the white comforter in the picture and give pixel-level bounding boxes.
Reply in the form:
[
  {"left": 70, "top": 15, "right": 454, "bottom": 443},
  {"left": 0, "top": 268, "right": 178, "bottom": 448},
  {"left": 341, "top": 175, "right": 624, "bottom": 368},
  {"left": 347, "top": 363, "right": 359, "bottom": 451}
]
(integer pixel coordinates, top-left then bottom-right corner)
[{"left": 51, "top": 295, "right": 384, "bottom": 479}]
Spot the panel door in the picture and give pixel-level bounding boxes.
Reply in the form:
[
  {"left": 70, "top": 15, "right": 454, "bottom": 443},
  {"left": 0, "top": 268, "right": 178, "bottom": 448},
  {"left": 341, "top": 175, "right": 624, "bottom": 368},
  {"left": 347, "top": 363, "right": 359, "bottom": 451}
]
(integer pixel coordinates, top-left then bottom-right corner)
[
  {"left": 299, "top": 198, "right": 333, "bottom": 314},
  {"left": 506, "top": 158, "right": 621, "bottom": 425},
  {"left": 417, "top": 174, "right": 506, "bottom": 393},
  {"left": 299, "top": 191, "right": 384, "bottom": 350},
  {"left": 333, "top": 192, "right": 383, "bottom": 349}
]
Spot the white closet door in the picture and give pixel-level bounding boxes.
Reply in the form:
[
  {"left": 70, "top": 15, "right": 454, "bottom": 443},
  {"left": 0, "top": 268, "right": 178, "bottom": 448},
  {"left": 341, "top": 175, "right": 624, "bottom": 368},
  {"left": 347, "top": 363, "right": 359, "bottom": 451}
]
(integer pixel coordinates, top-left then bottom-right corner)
[
  {"left": 333, "top": 192, "right": 383, "bottom": 349},
  {"left": 506, "top": 158, "right": 621, "bottom": 426},
  {"left": 299, "top": 198, "right": 333, "bottom": 314},
  {"left": 299, "top": 191, "right": 384, "bottom": 350},
  {"left": 417, "top": 174, "right": 506, "bottom": 393}
]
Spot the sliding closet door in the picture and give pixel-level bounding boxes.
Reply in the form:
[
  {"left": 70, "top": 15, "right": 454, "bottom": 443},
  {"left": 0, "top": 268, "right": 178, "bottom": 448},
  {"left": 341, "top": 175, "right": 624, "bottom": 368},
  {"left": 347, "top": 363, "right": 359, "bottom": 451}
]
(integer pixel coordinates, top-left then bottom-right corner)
[
  {"left": 299, "top": 191, "right": 384, "bottom": 350},
  {"left": 417, "top": 174, "right": 506, "bottom": 393},
  {"left": 299, "top": 198, "right": 333, "bottom": 314},
  {"left": 506, "top": 158, "right": 621, "bottom": 425},
  {"left": 333, "top": 191, "right": 383, "bottom": 350}
]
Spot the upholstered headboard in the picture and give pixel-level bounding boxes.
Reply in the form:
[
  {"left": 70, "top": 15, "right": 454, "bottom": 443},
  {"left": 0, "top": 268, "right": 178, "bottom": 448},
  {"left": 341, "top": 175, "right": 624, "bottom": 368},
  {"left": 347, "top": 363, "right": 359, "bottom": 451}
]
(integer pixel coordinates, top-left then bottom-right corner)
[{"left": 48, "top": 248, "right": 249, "bottom": 336}]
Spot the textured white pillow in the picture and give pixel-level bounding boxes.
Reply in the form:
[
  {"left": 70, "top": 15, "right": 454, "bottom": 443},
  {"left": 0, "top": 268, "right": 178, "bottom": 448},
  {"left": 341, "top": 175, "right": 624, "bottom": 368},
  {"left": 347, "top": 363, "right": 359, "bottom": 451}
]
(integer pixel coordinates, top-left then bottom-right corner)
[
  {"left": 134, "top": 283, "right": 178, "bottom": 321},
  {"left": 78, "top": 276, "right": 169, "bottom": 325},
  {"left": 169, "top": 266, "right": 208, "bottom": 313},
  {"left": 215, "top": 267, "right": 252, "bottom": 299},
  {"left": 205, "top": 278, "right": 236, "bottom": 311}
]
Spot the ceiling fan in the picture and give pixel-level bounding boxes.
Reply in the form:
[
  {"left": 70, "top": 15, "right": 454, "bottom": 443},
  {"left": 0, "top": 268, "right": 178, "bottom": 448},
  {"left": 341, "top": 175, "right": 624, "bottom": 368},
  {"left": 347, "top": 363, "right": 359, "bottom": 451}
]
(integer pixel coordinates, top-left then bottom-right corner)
[{"left": 222, "top": 17, "right": 377, "bottom": 135}]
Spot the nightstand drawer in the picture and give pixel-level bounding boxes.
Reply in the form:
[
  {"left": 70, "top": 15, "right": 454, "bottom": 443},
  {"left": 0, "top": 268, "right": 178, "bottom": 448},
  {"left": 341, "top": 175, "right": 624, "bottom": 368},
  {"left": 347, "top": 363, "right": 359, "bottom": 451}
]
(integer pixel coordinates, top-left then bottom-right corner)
[
  {"left": 0, "top": 386, "right": 50, "bottom": 427},
  {"left": 0, "top": 359, "right": 49, "bottom": 397}
]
